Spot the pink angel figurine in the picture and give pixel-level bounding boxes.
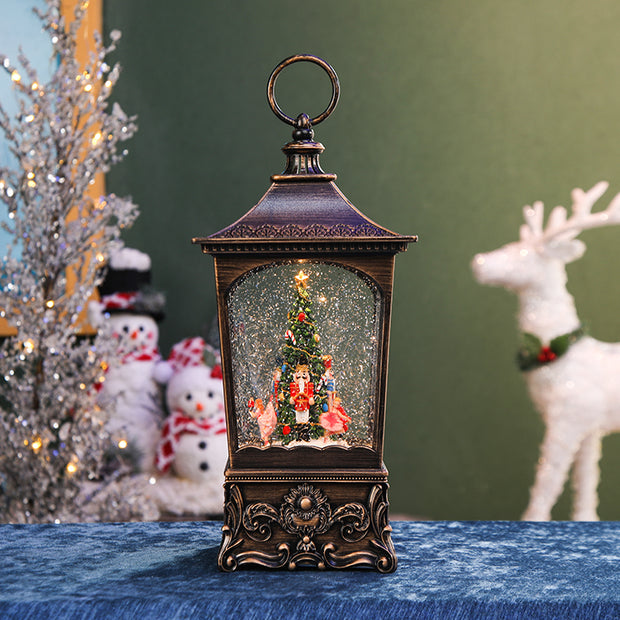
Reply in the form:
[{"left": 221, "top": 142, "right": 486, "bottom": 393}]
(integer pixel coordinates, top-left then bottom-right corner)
[
  {"left": 319, "top": 396, "right": 351, "bottom": 441},
  {"left": 249, "top": 397, "right": 277, "bottom": 446}
]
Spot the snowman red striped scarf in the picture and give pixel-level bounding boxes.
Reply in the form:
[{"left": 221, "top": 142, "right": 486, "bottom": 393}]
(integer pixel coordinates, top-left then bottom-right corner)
[
  {"left": 122, "top": 345, "right": 160, "bottom": 364},
  {"left": 155, "top": 410, "right": 226, "bottom": 474}
]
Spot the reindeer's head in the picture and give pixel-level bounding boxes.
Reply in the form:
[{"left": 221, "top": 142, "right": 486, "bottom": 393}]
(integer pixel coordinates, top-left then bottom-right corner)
[{"left": 472, "top": 182, "right": 620, "bottom": 293}]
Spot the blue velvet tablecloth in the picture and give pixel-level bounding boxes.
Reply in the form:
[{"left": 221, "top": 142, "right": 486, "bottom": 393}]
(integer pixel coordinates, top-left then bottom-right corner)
[{"left": 0, "top": 520, "right": 618, "bottom": 619}]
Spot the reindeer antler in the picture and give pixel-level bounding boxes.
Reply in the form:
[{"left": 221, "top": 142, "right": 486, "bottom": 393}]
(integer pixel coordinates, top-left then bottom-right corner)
[{"left": 520, "top": 181, "right": 620, "bottom": 245}]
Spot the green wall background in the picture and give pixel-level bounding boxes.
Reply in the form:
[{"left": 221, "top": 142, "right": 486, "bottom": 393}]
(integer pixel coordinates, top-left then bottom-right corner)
[{"left": 103, "top": 0, "right": 620, "bottom": 520}]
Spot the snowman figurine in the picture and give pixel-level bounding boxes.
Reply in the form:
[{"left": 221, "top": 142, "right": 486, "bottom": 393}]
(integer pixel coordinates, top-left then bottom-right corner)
[
  {"left": 153, "top": 337, "right": 227, "bottom": 516},
  {"left": 89, "top": 247, "right": 166, "bottom": 472}
]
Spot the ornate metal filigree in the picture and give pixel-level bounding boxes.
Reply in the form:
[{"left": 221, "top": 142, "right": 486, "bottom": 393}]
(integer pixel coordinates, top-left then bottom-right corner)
[
  {"left": 218, "top": 482, "right": 396, "bottom": 572},
  {"left": 218, "top": 484, "right": 245, "bottom": 572},
  {"left": 217, "top": 222, "right": 395, "bottom": 239},
  {"left": 279, "top": 484, "right": 333, "bottom": 552},
  {"left": 323, "top": 483, "right": 396, "bottom": 572},
  {"left": 243, "top": 501, "right": 279, "bottom": 542}
]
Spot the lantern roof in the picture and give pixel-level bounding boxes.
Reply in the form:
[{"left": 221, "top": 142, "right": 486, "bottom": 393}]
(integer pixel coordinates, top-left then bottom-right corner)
[{"left": 194, "top": 137, "right": 416, "bottom": 255}]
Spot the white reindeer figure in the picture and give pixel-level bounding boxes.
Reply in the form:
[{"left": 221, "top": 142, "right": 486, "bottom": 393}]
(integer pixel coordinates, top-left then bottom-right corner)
[{"left": 472, "top": 181, "right": 620, "bottom": 521}]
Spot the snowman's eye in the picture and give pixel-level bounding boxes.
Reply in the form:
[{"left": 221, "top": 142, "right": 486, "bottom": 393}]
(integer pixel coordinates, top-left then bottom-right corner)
[
  {"left": 208, "top": 391, "right": 214, "bottom": 399},
  {"left": 122, "top": 325, "right": 130, "bottom": 333},
  {"left": 185, "top": 393, "right": 193, "bottom": 401},
  {"left": 139, "top": 325, "right": 144, "bottom": 332}
]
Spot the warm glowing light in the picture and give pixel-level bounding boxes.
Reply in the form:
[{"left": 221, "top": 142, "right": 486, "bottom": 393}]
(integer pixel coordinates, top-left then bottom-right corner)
[
  {"left": 11, "top": 70, "right": 21, "bottom": 82},
  {"left": 45, "top": 300, "right": 54, "bottom": 309},
  {"left": 31, "top": 438, "right": 42, "bottom": 453},
  {"left": 118, "top": 439, "right": 128, "bottom": 449},
  {"left": 31, "top": 82, "right": 38, "bottom": 91},
  {"left": 91, "top": 132, "right": 102, "bottom": 146},
  {"left": 295, "top": 270, "right": 309, "bottom": 288},
  {"left": 24, "top": 114, "right": 34, "bottom": 123},
  {"left": 23, "top": 339, "right": 35, "bottom": 354},
  {"left": 66, "top": 462, "right": 78, "bottom": 475}
]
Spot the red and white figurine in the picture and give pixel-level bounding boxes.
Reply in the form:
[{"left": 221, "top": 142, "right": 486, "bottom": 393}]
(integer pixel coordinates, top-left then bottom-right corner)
[
  {"left": 88, "top": 247, "right": 166, "bottom": 472},
  {"left": 152, "top": 337, "right": 227, "bottom": 516},
  {"left": 289, "top": 363, "right": 315, "bottom": 424}
]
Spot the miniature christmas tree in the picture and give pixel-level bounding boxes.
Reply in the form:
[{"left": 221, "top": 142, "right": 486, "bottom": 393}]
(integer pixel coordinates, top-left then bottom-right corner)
[
  {"left": 271, "top": 270, "right": 349, "bottom": 445},
  {"left": 0, "top": 1, "right": 149, "bottom": 522}
]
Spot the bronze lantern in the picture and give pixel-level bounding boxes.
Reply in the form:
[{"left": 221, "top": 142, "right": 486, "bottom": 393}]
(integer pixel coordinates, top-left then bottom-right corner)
[{"left": 193, "top": 55, "right": 416, "bottom": 572}]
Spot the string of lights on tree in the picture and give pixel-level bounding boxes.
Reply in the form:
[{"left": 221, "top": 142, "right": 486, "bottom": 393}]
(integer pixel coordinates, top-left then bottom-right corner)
[
  {"left": 251, "top": 270, "right": 351, "bottom": 446},
  {"left": 0, "top": 1, "right": 158, "bottom": 522}
]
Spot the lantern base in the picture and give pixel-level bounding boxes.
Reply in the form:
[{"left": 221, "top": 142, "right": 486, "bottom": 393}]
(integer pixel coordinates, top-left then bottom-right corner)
[{"left": 217, "top": 470, "right": 397, "bottom": 572}]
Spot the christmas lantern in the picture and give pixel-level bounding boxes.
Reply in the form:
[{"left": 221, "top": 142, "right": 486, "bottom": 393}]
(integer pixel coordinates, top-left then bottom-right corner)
[{"left": 193, "top": 55, "right": 416, "bottom": 572}]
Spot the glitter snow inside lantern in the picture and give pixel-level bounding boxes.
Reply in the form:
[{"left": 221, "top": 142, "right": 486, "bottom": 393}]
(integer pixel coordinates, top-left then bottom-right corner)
[{"left": 193, "top": 55, "right": 416, "bottom": 572}]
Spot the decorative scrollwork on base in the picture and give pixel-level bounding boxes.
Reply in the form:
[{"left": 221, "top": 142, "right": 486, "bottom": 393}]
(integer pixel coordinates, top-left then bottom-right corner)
[
  {"left": 332, "top": 500, "right": 370, "bottom": 543},
  {"left": 217, "top": 482, "right": 397, "bottom": 572},
  {"left": 324, "top": 485, "right": 397, "bottom": 573},
  {"left": 218, "top": 484, "right": 245, "bottom": 572},
  {"left": 243, "top": 501, "right": 279, "bottom": 542},
  {"left": 367, "top": 484, "right": 398, "bottom": 573},
  {"left": 279, "top": 483, "right": 333, "bottom": 552},
  {"left": 235, "top": 543, "right": 291, "bottom": 570}
]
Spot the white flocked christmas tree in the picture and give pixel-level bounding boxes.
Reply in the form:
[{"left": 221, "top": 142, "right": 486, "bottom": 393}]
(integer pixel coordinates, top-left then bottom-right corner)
[{"left": 0, "top": 1, "right": 161, "bottom": 522}]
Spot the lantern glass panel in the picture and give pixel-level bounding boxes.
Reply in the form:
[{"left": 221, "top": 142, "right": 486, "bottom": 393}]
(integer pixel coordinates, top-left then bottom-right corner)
[{"left": 226, "top": 261, "right": 383, "bottom": 450}]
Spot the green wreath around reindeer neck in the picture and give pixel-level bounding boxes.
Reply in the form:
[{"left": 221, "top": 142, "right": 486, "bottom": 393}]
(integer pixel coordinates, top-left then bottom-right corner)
[{"left": 517, "top": 325, "right": 587, "bottom": 372}]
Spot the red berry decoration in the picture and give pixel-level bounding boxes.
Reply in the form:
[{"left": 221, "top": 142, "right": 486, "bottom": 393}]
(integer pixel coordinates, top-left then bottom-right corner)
[
  {"left": 298, "top": 312, "right": 306, "bottom": 322},
  {"left": 537, "top": 346, "right": 557, "bottom": 363},
  {"left": 282, "top": 425, "right": 291, "bottom": 435}
]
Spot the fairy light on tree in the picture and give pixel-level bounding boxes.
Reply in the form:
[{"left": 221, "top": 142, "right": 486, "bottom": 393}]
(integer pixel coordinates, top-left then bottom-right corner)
[
  {"left": 0, "top": 1, "right": 151, "bottom": 522},
  {"left": 269, "top": 269, "right": 348, "bottom": 445}
]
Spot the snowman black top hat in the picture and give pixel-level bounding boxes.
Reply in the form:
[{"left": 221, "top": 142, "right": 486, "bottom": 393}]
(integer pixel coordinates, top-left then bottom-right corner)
[{"left": 98, "top": 247, "right": 166, "bottom": 322}]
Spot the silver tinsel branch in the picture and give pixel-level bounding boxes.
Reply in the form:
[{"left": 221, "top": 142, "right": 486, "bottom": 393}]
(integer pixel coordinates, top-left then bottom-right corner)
[{"left": 0, "top": 1, "right": 158, "bottom": 522}]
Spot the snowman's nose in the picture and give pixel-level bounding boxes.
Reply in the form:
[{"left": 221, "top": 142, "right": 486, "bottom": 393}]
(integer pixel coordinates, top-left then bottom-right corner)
[
  {"left": 196, "top": 402, "right": 204, "bottom": 412},
  {"left": 131, "top": 330, "right": 139, "bottom": 340}
]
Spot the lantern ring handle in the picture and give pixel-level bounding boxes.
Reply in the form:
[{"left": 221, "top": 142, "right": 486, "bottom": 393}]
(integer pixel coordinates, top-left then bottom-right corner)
[{"left": 267, "top": 55, "right": 340, "bottom": 127}]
